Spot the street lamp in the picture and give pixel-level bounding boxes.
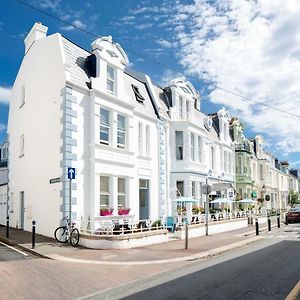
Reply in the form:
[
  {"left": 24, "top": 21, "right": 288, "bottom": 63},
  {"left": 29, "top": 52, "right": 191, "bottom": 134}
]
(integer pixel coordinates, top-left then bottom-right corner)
[{"left": 205, "top": 169, "right": 212, "bottom": 236}]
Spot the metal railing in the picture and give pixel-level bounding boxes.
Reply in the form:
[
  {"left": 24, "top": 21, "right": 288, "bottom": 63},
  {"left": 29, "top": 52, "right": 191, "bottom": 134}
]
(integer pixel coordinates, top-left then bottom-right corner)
[{"left": 80, "top": 217, "right": 165, "bottom": 236}]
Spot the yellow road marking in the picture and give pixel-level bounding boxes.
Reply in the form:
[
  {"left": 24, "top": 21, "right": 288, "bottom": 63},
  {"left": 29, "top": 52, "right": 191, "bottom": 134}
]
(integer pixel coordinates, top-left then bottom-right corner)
[{"left": 286, "top": 280, "right": 300, "bottom": 300}]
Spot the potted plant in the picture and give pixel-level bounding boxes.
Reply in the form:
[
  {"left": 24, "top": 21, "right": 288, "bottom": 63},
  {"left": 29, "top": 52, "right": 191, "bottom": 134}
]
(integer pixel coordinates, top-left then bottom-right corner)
[
  {"left": 100, "top": 208, "right": 114, "bottom": 216},
  {"left": 118, "top": 207, "right": 131, "bottom": 215}
]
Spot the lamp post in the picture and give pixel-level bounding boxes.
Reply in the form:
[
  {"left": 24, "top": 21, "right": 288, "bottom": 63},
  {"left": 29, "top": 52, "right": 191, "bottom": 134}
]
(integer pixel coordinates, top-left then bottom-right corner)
[{"left": 205, "top": 169, "right": 212, "bottom": 236}]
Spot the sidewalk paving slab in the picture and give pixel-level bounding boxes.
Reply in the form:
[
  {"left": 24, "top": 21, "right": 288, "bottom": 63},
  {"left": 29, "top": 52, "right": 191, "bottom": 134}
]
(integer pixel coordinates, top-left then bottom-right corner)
[{"left": 0, "top": 224, "right": 283, "bottom": 264}]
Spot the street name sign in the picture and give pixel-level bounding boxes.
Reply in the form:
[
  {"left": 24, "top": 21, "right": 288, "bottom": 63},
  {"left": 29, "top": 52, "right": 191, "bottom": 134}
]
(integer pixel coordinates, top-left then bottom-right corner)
[
  {"left": 68, "top": 168, "right": 76, "bottom": 180},
  {"left": 49, "top": 177, "right": 61, "bottom": 184}
]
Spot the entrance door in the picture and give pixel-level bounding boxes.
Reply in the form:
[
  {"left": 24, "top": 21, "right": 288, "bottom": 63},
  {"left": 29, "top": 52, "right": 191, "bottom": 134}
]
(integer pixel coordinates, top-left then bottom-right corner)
[
  {"left": 139, "top": 179, "right": 149, "bottom": 220},
  {"left": 20, "top": 191, "right": 24, "bottom": 230}
]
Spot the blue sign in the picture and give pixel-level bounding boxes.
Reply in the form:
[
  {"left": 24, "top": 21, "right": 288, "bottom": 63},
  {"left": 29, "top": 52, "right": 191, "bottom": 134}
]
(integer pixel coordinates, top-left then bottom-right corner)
[{"left": 68, "top": 168, "right": 76, "bottom": 180}]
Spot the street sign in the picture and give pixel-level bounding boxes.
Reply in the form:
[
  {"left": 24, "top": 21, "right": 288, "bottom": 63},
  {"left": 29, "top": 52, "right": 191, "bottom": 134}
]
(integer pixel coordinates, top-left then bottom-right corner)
[
  {"left": 265, "top": 195, "right": 270, "bottom": 201},
  {"left": 49, "top": 177, "right": 61, "bottom": 184},
  {"left": 201, "top": 184, "right": 212, "bottom": 195},
  {"left": 227, "top": 190, "right": 234, "bottom": 199},
  {"left": 68, "top": 168, "right": 76, "bottom": 180}
]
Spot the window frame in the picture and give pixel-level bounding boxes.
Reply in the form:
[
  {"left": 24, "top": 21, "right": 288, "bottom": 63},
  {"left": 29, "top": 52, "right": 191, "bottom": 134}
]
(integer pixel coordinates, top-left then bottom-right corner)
[
  {"left": 100, "top": 108, "right": 110, "bottom": 145},
  {"left": 117, "top": 114, "right": 126, "bottom": 149},
  {"left": 100, "top": 176, "right": 110, "bottom": 209},
  {"left": 106, "top": 64, "right": 115, "bottom": 94},
  {"left": 175, "top": 131, "right": 183, "bottom": 160},
  {"left": 117, "top": 177, "right": 126, "bottom": 208}
]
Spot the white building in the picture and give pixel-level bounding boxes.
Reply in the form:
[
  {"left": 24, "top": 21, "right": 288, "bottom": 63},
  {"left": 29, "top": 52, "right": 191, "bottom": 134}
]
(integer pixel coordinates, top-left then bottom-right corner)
[
  {"left": 8, "top": 23, "right": 165, "bottom": 237},
  {"left": 155, "top": 78, "right": 235, "bottom": 213}
]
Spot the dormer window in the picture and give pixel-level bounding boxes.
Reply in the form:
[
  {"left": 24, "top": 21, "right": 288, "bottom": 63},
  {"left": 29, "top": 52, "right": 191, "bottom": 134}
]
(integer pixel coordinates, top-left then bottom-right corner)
[
  {"left": 107, "top": 65, "right": 115, "bottom": 94},
  {"left": 132, "top": 85, "right": 145, "bottom": 103}
]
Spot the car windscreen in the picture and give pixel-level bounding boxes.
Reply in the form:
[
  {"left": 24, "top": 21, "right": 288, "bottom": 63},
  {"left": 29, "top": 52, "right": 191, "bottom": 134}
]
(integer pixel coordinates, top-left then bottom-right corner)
[{"left": 289, "top": 208, "right": 300, "bottom": 212}]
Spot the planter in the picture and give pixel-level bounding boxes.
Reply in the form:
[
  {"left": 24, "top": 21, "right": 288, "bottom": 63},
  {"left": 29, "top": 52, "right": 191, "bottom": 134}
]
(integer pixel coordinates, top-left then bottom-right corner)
[
  {"left": 118, "top": 208, "right": 131, "bottom": 215},
  {"left": 100, "top": 208, "right": 114, "bottom": 216}
]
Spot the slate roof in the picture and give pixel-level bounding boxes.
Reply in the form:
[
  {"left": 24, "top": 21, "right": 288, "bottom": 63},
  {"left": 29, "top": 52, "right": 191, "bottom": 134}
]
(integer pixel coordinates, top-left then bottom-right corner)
[
  {"left": 124, "top": 72, "right": 157, "bottom": 117},
  {"left": 62, "top": 37, "right": 92, "bottom": 89}
]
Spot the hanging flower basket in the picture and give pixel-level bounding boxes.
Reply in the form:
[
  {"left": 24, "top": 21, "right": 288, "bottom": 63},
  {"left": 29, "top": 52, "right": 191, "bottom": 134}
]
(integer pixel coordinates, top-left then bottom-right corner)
[
  {"left": 100, "top": 208, "right": 114, "bottom": 216},
  {"left": 118, "top": 208, "right": 131, "bottom": 215}
]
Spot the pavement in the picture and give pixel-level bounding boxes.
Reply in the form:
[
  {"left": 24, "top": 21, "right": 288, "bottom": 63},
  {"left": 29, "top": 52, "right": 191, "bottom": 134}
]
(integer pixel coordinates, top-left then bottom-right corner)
[{"left": 0, "top": 221, "right": 283, "bottom": 265}]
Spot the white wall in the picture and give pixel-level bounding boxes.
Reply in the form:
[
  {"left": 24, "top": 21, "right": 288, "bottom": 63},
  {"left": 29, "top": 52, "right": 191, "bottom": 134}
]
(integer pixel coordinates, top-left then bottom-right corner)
[{"left": 8, "top": 33, "right": 66, "bottom": 236}]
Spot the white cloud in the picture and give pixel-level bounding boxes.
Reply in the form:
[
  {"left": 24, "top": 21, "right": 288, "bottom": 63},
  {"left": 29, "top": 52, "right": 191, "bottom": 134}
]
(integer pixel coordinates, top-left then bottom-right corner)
[
  {"left": 61, "top": 19, "right": 87, "bottom": 31},
  {"left": 135, "top": 23, "right": 153, "bottom": 30},
  {"left": 170, "top": 0, "right": 300, "bottom": 154},
  {"left": 0, "top": 86, "right": 11, "bottom": 104},
  {"left": 157, "top": 39, "right": 176, "bottom": 48}
]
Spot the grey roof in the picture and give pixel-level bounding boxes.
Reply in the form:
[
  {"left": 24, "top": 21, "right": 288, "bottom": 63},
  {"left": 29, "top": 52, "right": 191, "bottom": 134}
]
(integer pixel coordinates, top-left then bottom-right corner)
[
  {"left": 62, "top": 37, "right": 92, "bottom": 89},
  {"left": 152, "top": 85, "right": 170, "bottom": 120},
  {"left": 124, "top": 73, "right": 157, "bottom": 117}
]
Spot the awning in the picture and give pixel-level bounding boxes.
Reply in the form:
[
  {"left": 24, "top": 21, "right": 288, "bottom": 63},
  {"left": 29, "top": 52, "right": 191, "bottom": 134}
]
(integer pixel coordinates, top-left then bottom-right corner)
[
  {"left": 210, "top": 198, "right": 234, "bottom": 204},
  {"left": 211, "top": 183, "right": 235, "bottom": 192},
  {"left": 238, "top": 199, "right": 257, "bottom": 204},
  {"left": 172, "top": 197, "right": 198, "bottom": 203}
]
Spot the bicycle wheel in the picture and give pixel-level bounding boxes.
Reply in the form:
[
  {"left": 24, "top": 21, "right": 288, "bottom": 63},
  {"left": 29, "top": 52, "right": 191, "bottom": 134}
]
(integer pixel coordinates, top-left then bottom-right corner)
[
  {"left": 70, "top": 228, "right": 80, "bottom": 247},
  {"left": 54, "top": 226, "right": 68, "bottom": 243}
]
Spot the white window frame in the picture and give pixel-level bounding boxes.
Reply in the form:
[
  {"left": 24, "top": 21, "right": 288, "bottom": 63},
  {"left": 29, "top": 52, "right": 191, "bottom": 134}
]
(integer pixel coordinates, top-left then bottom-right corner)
[
  {"left": 107, "top": 64, "right": 115, "bottom": 94},
  {"left": 117, "top": 177, "right": 126, "bottom": 208},
  {"left": 190, "top": 133, "right": 195, "bottom": 161},
  {"left": 117, "top": 114, "right": 126, "bottom": 149},
  {"left": 138, "top": 122, "right": 143, "bottom": 155},
  {"left": 100, "top": 108, "right": 110, "bottom": 145},
  {"left": 175, "top": 131, "right": 183, "bottom": 160},
  {"left": 100, "top": 176, "right": 110, "bottom": 209},
  {"left": 186, "top": 101, "right": 190, "bottom": 120},
  {"left": 179, "top": 96, "right": 183, "bottom": 119},
  {"left": 145, "top": 125, "right": 150, "bottom": 156},
  {"left": 198, "top": 136, "right": 203, "bottom": 162}
]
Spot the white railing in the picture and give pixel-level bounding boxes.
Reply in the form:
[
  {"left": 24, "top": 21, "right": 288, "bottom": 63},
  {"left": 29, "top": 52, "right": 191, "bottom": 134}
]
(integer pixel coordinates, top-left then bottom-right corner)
[{"left": 80, "top": 216, "right": 165, "bottom": 236}]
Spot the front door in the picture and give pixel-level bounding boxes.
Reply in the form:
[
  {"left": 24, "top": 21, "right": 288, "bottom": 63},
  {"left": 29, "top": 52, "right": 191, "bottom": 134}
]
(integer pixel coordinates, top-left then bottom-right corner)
[
  {"left": 20, "top": 191, "right": 24, "bottom": 230},
  {"left": 139, "top": 179, "right": 149, "bottom": 220}
]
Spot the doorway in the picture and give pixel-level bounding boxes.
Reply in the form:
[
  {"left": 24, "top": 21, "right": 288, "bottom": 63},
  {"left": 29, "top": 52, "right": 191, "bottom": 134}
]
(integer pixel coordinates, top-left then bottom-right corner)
[
  {"left": 139, "top": 179, "right": 149, "bottom": 220},
  {"left": 20, "top": 191, "right": 24, "bottom": 230}
]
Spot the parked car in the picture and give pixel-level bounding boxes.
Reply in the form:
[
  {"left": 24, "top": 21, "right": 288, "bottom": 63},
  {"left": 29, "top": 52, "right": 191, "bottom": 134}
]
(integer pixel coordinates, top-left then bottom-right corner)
[{"left": 286, "top": 207, "right": 300, "bottom": 223}]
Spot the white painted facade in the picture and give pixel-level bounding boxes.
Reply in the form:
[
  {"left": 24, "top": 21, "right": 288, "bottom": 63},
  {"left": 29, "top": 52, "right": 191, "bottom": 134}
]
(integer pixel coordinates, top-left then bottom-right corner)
[{"left": 8, "top": 23, "right": 162, "bottom": 237}]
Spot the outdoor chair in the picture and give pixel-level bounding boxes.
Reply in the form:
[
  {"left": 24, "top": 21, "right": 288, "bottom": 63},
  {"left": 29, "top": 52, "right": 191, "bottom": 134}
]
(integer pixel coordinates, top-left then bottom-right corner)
[{"left": 165, "top": 216, "right": 176, "bottom": 232}]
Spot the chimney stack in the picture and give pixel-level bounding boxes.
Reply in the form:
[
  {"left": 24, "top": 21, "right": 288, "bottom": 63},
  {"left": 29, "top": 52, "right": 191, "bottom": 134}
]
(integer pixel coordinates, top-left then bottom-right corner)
[{"left": 24, "top": 22, "right": 48, "bottom": 54}]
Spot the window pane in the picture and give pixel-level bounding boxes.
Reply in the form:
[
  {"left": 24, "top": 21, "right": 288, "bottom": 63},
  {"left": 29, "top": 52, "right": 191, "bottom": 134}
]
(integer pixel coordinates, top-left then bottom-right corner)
[
  {"left": 118, "top": 178, "right": 125, "bottom": 193},
  {"left": 100, "top": 195, "right": 109, "bottom": 207},
  {"left": 117, "top": 131, "right": 125, "bottom": 147},
  {"left": 107, "top": 65, "right": 114, "bottom": 80},
  {"left": 176, "top": 181, "right": 184, "bottom": 197},
  {"left": 176, "top": 131, "right": 183, "bottom": 160},
  {"left": 107, "top": 79, "right": 114, "bottom": 93},
  {"left": 100, "top": 176, "right": 109, "bottom": 193},
  {"left": 118, "top": 115, "right": 125, "bottom": 130},
  {"left": 100, "top": 126, "right": 109, "bottom": 142},
  {"left": 100, "top": 109, "right": 109, "bottom": 125},
  {"left": 118, "top": 196, "right": 126, "bottom": 207}
]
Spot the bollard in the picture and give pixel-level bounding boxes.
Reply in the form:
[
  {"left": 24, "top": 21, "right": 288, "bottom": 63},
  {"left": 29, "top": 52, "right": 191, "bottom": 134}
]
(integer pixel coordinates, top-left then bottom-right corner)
[
  {"left": 255, "top": 218, "right": 259, "bottom": 235},
  {"left": 6, "top": 216, "right": 9, "bottom": 238},
  {"left": 268, "top": 217, "right": 271, "bottom": 231},
  {"left": 32, "top": 220, "right": 36, "bottom": 249},
  {"left": 277, "top": 214, "right": 280, "bottom": 228},
  {"left": 285, "top": 215, "right": 288, "bottom": 226},
  {"left": 185, "top": 222, "right": 188, "bottom": 249}
]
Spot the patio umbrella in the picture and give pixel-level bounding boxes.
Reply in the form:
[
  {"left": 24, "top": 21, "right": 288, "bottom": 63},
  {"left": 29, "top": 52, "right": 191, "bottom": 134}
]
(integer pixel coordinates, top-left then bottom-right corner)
[
  {"left": 238, "top": 199, "right": 257, "bottom": 204},
  {"left": 210, "top": 198, "right": 234, "bottom": 204}
]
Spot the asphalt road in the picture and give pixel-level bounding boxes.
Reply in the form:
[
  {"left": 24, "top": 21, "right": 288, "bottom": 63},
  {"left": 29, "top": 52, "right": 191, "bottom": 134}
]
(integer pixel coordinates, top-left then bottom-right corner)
[
  {"left": 0, "top": 242, "right": 35, "bottom": 261},
  {"left": 96, "top": 224, "right": 300, "bottom": 300}
]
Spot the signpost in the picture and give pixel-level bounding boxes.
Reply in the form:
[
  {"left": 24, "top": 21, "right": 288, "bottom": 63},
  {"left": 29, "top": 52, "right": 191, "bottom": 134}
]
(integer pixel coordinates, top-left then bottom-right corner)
[
  {"left": 202, "top": 179, "right": 212, "bottom": 236},
  {"left": 68, "top": 168, "right": 76, "bottom": 224}
]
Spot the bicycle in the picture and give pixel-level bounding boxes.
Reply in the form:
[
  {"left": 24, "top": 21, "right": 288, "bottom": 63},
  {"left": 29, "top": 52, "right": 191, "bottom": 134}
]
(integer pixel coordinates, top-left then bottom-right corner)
[{"left": 54, "top": 217, "right": 80, "bottom": 247}]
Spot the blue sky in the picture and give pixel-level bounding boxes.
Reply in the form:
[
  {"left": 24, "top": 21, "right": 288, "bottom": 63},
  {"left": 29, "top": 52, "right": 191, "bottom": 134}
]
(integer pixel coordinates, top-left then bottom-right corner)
[{"left": 0, "top": 0, "right": 299, "bottom": 168}]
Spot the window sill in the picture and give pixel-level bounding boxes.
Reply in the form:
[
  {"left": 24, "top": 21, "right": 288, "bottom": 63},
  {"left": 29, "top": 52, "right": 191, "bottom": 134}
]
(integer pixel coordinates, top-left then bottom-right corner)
[
  {"left": 137, "top": 155, "right": 152, "bottom": 161},
  {"left": 96, "top": 143, "right": 134, "bottom": 155}
]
